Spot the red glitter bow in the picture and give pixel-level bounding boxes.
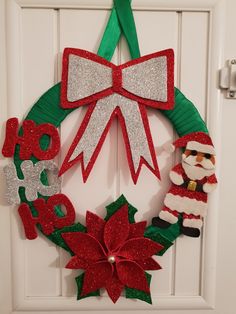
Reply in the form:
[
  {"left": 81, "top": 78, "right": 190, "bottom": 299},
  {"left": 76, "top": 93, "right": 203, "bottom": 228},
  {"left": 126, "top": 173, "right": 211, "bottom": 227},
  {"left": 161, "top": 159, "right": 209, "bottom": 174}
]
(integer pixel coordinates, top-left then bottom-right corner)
[
  {"left": 62, "top": 205, "right": 163, "bottom": 303},
  {"left": 59, "top": 48, "right": 174, "bottom": 183}
]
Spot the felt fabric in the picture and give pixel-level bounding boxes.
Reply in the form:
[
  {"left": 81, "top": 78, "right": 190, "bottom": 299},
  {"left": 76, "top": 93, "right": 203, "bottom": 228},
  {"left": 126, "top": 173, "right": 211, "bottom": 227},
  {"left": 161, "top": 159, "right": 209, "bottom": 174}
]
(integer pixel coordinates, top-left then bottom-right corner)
[
  {"left": 164, "top": 163, "right": 217, "bottom": 217},
  {"left": 182, "top": 214, "right": 203, "bottom": 229},
  {"left": 18, "top": 194, "right": 76, "bottom": 239},
  {"left": 44, "top": 195, "right": 143, "bottom": 252},
  {"left": 125, "top": 272, "right": 152, "bottom": 304},
  {"left": 47, "top": 222, "right": 86, "bottom": 255},
  {"left": 2, "top": 118, "right": 60, "bottom": 160},
  {"left": 105, "top": 194, "right": 137, "bottom": 222},
  {"left": 173, "top": 132, "right": 215, "bottom": 153},
  {"left": 148, "top": 216, "right": 182, "bottom": 243},
  {"left": 159, "top": 208, "right": 179, "bottom": 224},
  {"left": 155, "top": 129, "right": 217, "bottom": 237},
  {"left": 62, "top": 205, "right": 163, "bottom": 303},
  {"left": 75, "top": 273, "right": 100, "bottom": 300}
]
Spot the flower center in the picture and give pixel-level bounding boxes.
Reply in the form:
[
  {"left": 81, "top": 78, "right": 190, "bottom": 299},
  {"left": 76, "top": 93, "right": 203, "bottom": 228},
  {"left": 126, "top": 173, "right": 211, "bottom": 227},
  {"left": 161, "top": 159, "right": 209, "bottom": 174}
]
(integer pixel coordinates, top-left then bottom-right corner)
[{"left": 107, "top": 255, "right": 116, "bottom": 264}]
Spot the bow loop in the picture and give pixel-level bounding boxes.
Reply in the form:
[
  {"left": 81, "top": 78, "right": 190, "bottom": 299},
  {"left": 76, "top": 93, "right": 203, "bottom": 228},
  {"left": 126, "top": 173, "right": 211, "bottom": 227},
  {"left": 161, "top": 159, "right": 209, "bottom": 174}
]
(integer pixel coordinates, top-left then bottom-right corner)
[
  {"left": 122, "top": 54, "right": 169, "bottom": 102},
  {"left": 60, "top": 48, "right": 174, "bottom": 183},
  {"left": 61, "top": 48, "right": 174, "bottom": 109}
]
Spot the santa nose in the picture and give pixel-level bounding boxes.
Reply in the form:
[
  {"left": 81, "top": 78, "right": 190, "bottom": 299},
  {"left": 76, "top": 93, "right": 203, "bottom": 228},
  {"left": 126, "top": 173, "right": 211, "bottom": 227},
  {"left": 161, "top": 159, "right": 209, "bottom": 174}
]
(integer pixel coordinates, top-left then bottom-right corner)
[{"left": 196, "top": 154, "right": 203, "bottom": 162}]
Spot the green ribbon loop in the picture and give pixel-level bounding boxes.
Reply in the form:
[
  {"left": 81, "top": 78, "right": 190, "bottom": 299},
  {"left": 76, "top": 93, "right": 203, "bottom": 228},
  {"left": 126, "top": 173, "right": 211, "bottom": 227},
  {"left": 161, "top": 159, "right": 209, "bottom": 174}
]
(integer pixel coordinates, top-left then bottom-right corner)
[
  {"left": 98, "top": 0, "right": 140, "bottom": 60},
  {"left": 113, "top": 0, "right": 140, "bottom": 59},
  {"left": 97, "top": 7, "right": 121, "bottom": 61}
]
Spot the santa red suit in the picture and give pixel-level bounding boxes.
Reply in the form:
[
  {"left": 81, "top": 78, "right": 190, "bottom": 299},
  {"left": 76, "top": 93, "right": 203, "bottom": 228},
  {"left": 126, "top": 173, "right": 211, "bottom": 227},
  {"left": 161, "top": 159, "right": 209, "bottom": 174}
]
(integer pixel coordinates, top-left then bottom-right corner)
[{"left": 152, "top": 132, "right": 217, "bottom": 237}]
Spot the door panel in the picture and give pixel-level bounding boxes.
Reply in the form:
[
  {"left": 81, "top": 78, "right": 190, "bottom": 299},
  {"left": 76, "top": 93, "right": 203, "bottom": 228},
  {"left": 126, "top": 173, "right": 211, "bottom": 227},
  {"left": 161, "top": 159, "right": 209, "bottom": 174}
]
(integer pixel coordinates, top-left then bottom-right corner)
[{"left": 1, "top": 0, "right": 235, "bottom": 313}]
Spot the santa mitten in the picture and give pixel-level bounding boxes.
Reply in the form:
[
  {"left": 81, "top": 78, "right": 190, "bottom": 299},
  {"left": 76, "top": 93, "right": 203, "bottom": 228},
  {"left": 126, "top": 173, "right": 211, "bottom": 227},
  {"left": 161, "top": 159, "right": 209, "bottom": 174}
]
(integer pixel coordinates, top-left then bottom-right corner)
[
  {"left": 169, "top": 163, "right": 185, "bottom": 185},
  {"left": 203, "top": 182, "right": 217, "bottom": 193},
  {"left": 169, "top": 170, "right": 184, "bottom": 185}
]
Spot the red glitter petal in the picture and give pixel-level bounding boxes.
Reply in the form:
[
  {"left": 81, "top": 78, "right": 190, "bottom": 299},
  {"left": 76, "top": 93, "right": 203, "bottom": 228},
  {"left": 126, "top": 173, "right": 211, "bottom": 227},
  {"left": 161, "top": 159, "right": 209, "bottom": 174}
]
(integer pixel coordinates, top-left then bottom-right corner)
[
  {"left": 136, "top": 258, "right": 162, "bottom": 270},
  {"left": 104, "top": 205, "right": 129, "bottom": 251},
  {"left": 66, "top": 256, "right": 91, "bottom": 269},
  {"left": 128, "top": 221, "right": 147, "bottom": 239},
  {"left": 62, "top": 232, "right": 106, "bottom": 261},
  {"left": 105, "top": 272, "right": 124, "bottom": 303},
  {"left": 81, "top": 261, "right": 113, "bottom": 296},
  {"left": 118, "top": 238, "right": 163, "bottom": 260},
  {"left": 86, "top": 211, "right": 105, "bottom": 243},
  {"left": 116, "top": 260, "right": 150, "bottom": 293}
]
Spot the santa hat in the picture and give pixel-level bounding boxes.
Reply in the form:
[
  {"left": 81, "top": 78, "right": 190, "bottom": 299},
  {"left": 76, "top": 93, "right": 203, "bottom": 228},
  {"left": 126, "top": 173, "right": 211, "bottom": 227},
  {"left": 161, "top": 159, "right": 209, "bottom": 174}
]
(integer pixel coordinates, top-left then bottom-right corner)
[{"left": 166, "top": 132, "right": 215, "bottom": 155}]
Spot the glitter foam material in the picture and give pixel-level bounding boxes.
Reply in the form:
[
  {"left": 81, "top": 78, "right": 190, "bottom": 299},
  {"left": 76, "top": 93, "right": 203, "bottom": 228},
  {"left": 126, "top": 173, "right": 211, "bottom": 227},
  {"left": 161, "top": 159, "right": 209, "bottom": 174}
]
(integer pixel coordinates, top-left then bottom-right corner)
[
  {"left": 4, "top": 160, "right": 61, "bottom": 204},
  {"left": 62, "top": 205, "right": 163, "bottom": 303},
  {"left": 67, "top": 94, "right": 156, "bottom": 172},
  {"left": 2, "top": 118, "right": 60, "bottom": 160},
  {"left": 18, "top": 193, "right": 76, "bottom": 239},
  {"left": 59, "top": 48, "right": 174, "bottom": 183},
  {"left": 61, "top": 48, "right": 174, "bottom": 109}
]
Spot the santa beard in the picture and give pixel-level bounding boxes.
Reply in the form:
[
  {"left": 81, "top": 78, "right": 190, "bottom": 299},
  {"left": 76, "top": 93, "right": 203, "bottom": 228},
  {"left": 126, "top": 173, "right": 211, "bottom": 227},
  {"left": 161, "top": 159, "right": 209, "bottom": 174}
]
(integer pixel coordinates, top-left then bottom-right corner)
[{"left": 182, "top": 161, "right": 215, "bottom": 180}]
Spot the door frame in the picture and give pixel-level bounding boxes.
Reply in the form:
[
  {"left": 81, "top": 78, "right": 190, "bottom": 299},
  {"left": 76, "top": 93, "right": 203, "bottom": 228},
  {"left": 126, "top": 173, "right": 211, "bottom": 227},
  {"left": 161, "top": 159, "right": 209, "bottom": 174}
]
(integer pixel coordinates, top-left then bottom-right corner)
[{"left": 0, "top": 0, "right": 225, "bottom": 312}]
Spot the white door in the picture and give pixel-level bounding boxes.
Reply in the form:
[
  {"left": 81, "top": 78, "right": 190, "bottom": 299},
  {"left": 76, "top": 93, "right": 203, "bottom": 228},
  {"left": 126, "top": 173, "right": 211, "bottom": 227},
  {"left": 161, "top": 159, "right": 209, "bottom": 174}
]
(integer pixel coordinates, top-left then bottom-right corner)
[{"left": 0, "top": 0, "right": 236, "bottom": 313}]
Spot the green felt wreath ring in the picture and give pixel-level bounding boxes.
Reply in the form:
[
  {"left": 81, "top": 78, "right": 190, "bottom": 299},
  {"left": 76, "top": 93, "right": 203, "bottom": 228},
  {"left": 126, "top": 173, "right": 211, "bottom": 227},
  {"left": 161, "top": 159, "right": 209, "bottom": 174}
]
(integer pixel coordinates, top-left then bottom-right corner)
[
  {"left": 11, "top": 0, "right": 210, "bottom": 303},
  {"left": 13, "top": 84, "right": 208, "bottom": 250}
]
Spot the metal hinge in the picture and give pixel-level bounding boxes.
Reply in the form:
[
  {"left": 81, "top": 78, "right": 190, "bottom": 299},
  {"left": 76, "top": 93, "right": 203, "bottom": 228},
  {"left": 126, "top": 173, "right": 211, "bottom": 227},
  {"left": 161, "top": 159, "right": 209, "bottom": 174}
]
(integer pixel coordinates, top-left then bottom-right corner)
[{"left": 220, "top": 59, "right": 236, "bottom": 98}]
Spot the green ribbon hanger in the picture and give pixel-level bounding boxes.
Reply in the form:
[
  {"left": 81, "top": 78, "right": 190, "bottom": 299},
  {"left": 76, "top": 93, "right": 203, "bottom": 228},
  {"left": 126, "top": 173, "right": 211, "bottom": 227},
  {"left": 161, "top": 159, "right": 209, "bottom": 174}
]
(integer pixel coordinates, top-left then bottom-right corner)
[{"left": 98, "top": 0, "right": 140, "bottom": 60}]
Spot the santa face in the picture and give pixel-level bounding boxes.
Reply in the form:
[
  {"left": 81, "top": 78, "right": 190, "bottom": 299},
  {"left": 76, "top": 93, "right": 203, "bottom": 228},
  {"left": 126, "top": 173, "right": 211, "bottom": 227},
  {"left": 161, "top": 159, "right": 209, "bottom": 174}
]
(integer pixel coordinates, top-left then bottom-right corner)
[{"left": 182, "top": 149, "right": 216, "bottom": 180}]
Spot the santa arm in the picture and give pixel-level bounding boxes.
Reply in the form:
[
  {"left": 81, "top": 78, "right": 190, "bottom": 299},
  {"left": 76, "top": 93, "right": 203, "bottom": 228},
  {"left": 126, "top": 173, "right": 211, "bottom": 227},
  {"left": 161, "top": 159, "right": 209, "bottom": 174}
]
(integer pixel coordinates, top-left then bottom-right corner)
[
  {"left": 203, "top": 174, "right": 217, "bottom": 193},
  {"left": 169, "top": 163, "right": 185, "bottom": 185}
]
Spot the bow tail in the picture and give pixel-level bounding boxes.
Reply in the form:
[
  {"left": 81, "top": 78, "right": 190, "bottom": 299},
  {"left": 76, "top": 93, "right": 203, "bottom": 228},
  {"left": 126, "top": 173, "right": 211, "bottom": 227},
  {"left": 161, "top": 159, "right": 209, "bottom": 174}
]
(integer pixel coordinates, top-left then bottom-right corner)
[
  {"left": 59, "top": 99, "right": 117, "bottom": 181},
  {"left": 118, "top": 101, "right": 160, "bottom": 183},
  {"left": 59, "top": 95, "right": 160, "bottom": 183}
]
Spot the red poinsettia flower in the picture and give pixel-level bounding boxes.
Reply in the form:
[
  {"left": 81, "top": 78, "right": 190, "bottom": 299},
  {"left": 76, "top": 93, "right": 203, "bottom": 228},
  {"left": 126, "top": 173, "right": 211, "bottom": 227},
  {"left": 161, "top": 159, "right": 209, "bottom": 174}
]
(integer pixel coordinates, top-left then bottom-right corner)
[{"left": 62, "top": 205, "right": 163, "bottom": 303}]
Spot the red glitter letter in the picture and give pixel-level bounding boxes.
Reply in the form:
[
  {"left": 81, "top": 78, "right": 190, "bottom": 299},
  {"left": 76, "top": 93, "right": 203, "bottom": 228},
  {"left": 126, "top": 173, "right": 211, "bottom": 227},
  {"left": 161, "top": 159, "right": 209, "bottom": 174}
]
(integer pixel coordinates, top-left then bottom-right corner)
[
  {"left": 2, "top": 118, "right": 60, "bottom": 160},
  {"left": 18, "top": 194, "right": 76, "bottom": 239}
]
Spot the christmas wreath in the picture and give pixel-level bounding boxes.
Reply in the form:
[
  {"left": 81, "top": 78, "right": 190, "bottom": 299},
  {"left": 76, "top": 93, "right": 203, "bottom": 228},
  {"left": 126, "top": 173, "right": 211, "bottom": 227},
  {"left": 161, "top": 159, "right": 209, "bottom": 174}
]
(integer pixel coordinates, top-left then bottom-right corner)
[{"left": 2, "top": 0, "right": 217, "bottom": 304}]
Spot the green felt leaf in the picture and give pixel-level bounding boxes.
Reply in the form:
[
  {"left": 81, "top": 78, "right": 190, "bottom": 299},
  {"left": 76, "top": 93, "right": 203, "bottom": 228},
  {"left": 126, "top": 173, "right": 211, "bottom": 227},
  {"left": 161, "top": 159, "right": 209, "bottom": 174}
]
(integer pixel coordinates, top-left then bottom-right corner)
[
  {"left": 46, "top": 222, "right": 86, "bottom": 254},
  {"left": 75, "top": 273, "right": 100, "bottom": 300},
  {"left": 125, "top": 272, "right": 152, "bottom": 304},
  {"left": 144, "top": 230, "right": 173, "bottom": 256},
  {"left": 145, "top": 217, "right": 182, "bottom": 245},
  {"left": 105, "top": 194, "right": 137, "bottom": 223}
]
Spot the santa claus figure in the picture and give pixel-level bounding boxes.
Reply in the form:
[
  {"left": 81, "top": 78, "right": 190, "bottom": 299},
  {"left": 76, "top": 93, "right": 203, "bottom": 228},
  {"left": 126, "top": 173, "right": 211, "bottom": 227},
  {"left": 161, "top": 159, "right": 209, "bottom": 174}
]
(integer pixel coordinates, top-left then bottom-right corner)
[{"left": 152, "top": 132, "right": 217, "bottom": 237}]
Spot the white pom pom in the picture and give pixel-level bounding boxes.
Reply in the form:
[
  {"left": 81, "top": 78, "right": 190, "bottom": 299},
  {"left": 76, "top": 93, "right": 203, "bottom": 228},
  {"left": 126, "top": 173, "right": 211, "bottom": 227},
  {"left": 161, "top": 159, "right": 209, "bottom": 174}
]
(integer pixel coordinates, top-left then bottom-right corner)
[{"left": 163, "top": 142, "right": 175, "bottom": 153}]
